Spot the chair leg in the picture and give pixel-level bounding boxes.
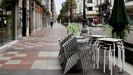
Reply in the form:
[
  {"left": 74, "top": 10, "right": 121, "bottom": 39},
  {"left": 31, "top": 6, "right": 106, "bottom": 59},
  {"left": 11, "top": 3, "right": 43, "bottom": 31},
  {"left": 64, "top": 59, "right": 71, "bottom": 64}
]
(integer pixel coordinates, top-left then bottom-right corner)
[
  {"left": 110, "top": 50, "right": 113, "bottom": 75},
  {"left": 118, "top": 46, "right": 122, "bottom": 72},
  {"left": 113, "top": 43, "right": 115, "bottom": 66},
  {"left": 103, "top": 49, "right": 106, "bottom": 73},
  {"left": 96, "top": 47, "right": 100, "bottom": 69},
  {"left": 93, "top": 44, "right": 96, "bottom": 69},
  {"left": 122, "top": 47, "right": 125, "bottom": 71}
]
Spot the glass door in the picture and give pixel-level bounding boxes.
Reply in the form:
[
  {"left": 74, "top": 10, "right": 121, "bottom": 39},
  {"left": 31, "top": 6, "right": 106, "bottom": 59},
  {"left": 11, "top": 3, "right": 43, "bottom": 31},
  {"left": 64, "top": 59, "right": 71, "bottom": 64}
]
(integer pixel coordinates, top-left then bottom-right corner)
[{"left": 0, "top": 0, "right": 15, "bottom": 46}]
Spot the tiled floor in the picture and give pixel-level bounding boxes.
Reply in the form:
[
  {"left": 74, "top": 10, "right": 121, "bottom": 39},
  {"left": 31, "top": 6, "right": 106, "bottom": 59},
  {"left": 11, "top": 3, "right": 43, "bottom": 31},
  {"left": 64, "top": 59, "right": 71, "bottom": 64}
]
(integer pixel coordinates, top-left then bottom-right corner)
[{"left": 0, "top": 23, "right": 132, "bottom": 75}]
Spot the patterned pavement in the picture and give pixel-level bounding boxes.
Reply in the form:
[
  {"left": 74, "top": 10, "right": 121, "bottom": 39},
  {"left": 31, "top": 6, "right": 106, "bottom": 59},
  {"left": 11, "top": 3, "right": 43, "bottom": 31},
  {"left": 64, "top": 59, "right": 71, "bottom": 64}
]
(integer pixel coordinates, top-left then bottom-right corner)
[{"left": 0, "top": 23, "right": 67, "bottom": 70}]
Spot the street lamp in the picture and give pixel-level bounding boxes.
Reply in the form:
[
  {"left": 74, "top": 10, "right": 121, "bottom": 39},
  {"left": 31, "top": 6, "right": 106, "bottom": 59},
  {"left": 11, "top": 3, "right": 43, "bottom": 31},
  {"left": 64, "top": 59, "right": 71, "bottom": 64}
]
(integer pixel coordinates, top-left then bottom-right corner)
[
  {"left": 83, "top": 0, "right": 86, "bottom": 28},
  {"left": 22, "top": 0, "right": 27, "bottom": 37},
  {"left": 0, "top": 0, "right": 3, "bottom": 45}
]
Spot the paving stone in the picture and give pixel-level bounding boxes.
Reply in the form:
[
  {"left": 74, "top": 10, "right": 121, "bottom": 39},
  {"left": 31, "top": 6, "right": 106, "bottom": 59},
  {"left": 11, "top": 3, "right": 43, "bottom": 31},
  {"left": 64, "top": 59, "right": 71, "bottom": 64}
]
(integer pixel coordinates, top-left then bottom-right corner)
[
  {"left": 31, "top": 60, "right": 47, "bottom": 69},
  {"left": 5, "top": 60, "right": 22, "bottom": 64},
  {"left": 14, "top": 54, "right": 27, "bottom": 57},
  {"left": 38, "top": 52, "right": 50, "bottom": 57},
  {"left": 49, "top": 52, "right": 59, "bottom": 57},
  {"left": 47, "top": 60, "right": 61, "bottom": 69},
  {"left": 0, "top": 57, "right": 12, "bottom": 60},
  {"left": 7, "top": 52, "right": 19, "bottom": 54}
]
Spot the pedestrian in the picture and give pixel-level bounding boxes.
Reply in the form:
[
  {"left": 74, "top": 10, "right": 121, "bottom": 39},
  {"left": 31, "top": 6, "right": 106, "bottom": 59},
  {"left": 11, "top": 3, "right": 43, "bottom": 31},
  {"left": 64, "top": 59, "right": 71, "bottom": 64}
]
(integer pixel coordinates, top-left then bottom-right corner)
[
  {"left": 50, "top": 21, "right": 53, "bottom": 28},
  {"left": 50, "top": 19, "right": 54, "bottom": 28}
]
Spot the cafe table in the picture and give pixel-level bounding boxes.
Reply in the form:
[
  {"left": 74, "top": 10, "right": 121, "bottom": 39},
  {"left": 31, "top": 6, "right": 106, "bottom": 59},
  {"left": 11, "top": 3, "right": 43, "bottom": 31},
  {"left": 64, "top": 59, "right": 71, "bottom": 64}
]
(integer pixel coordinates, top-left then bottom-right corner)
[{"left": 97, "top": 38, "right": 125, "bottom": 75}]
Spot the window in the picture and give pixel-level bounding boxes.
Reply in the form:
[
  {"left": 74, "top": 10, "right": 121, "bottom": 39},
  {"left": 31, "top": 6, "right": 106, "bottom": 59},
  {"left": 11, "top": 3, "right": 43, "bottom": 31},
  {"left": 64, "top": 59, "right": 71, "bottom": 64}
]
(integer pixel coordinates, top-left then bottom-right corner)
[
  {"left": 87, "top": 7, "right": 93, "bottom": 11},
  {"left": 87, "top": 0, "right": 92, "bottom": 3}
]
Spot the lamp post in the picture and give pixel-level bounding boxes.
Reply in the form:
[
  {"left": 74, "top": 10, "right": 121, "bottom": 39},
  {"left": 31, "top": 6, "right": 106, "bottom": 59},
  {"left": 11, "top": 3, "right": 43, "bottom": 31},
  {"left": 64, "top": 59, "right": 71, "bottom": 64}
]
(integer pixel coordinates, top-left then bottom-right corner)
[
  {"left": 70, "top": 0, "right": 72, "bottom": 22},
  {"left": 0, "top": 0, "right": 3, "bottom": 45},
  {"left": 83, "top": 0, "right": 86, "bottom": 28},
  {"left": 22, "top": 0, "right": 26, "bottom": 37}
]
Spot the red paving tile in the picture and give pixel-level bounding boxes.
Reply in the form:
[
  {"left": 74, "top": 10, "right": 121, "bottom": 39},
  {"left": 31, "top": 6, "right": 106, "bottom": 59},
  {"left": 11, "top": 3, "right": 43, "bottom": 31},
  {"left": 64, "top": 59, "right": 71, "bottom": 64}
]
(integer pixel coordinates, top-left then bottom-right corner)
[
  {"left": 11, "top": 57, "right": 25, "bottom": 60},
  {"left": 16, "top": 64, "right": 32, "bottom": 70},
  {"left": 1, "top": 64, "right": 32, "bottom": 70},
  {"left": 20, "top": 60, "right": 34, "bottom": 64},
  {"left": 1, "top": 64, "right": 20, "bottom": 70},
  {"left": 0, "top": 60, "right": 7, "bottom": 64},
  {"left": 3, "top": 54, "right": 15, "bottom": 57}
]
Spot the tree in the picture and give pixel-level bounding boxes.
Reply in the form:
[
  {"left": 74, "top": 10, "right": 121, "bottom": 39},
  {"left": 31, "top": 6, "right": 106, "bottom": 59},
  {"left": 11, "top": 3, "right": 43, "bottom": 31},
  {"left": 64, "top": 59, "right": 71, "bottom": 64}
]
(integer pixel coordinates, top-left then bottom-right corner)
[
  {"left": 67, "top": 0, "right": 77, "bottom": 22},
  {"left": 58, "top": 0, "right": 77, "bottom": 24}
]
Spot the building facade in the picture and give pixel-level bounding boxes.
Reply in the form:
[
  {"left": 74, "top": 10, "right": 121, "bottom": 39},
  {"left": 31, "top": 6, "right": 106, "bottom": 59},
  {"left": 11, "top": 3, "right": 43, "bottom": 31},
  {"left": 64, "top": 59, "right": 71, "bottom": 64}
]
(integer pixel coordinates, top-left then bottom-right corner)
[
  {"left": 76, "top": 0, "right": 99, "bottom": 24},
  {"left": 96, "top": 0, "right": 133, "bottom": 24},
  {"left": 44, "top": 0, "right": 52, "bottom": 26},
  {"left": 125, "top": 0, "right": 133, "bottom": 24},
  {"left": 96, "top": 0, "right": 112, "bottom": 24},
  {"left": 0, "top": 0, "right": 46, "bottom": 47},
  {"left": 51, "top": 0, "right": 55, "bottom": 21},
  {"left": 0, "top": 0, "right": 18, "bottom": 46}
]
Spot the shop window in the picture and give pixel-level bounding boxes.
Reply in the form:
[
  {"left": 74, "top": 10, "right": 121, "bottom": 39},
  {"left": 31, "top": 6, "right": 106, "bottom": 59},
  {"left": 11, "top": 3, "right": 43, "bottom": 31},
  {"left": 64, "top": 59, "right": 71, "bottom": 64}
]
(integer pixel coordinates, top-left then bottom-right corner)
[
  {"left": 87, "top": 7, "right": 93, "bottom": 11},
  {"left": 87, "top": 0, "right": 92, "bottom": 3}
]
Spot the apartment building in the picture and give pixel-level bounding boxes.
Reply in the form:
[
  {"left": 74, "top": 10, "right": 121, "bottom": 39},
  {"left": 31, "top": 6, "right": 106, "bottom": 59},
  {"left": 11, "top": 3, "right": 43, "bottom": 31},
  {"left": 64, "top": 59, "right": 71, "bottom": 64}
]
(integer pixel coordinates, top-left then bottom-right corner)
[
  {"left": 44, "top": 0, "right": 52, "bottom": 26},
  {"left": 86, "top": 0, "right": 98, "bottom": 19},
  {"left": 125, "top": 0, "right": 133, "bottom": 24},
  {"left": 76, "top": 0, "right": 98, "bottom": 24},
  {"left": 96, "top": 0, "right": 133, "bottom": 24},
  {"left": 96, "top": 0, "right": 113, "bottom": 24}
]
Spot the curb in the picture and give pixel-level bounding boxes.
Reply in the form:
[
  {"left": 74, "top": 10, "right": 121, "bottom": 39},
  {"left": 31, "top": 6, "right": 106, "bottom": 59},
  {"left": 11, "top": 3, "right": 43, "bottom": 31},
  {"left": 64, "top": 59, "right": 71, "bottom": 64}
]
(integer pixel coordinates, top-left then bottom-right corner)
[{"left": 0, "top": 40, "right": 19, "bottom": 51}]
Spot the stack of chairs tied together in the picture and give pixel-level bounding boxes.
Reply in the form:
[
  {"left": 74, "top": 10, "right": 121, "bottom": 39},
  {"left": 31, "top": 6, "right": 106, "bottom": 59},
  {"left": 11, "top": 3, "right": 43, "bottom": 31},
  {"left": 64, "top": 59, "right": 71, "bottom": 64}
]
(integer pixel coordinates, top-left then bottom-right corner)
[{"left": 58, "top": 32, "right": 91, "bottom": 74}]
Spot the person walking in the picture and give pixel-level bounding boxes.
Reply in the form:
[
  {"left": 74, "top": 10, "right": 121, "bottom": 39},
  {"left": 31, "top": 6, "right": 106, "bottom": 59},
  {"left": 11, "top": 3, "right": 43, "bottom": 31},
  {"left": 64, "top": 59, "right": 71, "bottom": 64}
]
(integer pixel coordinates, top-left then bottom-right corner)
[
  {"left": 50, "top": 21, "right": 53, "bottom": 27},
  {"left": 50, "top": 19, "right": 54, "bottom": 28}
]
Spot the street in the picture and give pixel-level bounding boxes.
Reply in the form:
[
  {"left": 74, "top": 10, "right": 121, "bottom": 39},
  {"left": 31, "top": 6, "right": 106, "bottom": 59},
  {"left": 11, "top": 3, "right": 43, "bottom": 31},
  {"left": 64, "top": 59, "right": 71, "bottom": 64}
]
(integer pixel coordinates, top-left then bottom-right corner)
[{"left": 0, "top": 23, "right": 132, "bottom": 75}]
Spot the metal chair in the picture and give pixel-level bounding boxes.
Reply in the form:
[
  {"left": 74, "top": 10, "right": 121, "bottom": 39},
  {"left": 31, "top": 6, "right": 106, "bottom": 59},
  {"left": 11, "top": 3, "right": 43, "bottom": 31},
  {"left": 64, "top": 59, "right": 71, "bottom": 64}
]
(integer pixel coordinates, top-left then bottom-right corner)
[
  {"left": 58, "top": 33, "right": 74, "bottom": 66},
  {"left": 63, "top": 36, "right": 91, "bottom": 74}
]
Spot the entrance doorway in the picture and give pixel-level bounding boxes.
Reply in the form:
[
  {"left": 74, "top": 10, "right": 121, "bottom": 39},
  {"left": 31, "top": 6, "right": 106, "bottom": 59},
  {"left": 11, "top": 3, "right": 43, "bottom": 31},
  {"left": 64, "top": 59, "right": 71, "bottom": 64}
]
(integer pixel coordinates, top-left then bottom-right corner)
[{"left": 0, "top": 0, "right": 15, "bottom": 46}]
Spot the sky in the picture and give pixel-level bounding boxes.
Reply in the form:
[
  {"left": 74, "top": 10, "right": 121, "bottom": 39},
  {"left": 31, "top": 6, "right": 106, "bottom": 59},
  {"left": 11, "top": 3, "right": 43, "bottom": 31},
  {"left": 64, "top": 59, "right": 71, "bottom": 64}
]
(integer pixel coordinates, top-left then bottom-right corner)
[{"left": 55, "top": 0, "right": 66, "bottom": 15}]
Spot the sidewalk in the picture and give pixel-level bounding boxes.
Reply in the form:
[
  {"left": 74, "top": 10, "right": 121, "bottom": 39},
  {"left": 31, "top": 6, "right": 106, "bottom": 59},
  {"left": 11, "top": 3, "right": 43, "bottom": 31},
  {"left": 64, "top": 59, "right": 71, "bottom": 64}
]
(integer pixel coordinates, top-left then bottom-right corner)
[{"left": 0, "top": 23, "right": 67, "bottom": 74}]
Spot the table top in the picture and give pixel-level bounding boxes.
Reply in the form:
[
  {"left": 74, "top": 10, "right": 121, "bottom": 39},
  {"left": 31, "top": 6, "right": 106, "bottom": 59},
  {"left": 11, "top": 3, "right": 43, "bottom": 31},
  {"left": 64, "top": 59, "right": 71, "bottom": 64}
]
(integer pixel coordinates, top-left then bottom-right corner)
[
  {"left": 98, "top": 38, "right": 122, "bottom": 42},
  {"left": 74, "top": 36, "right": 84, "bottom": 39},
  {"left": 88, "top": 35, "right": 108, "bottom": 38}
]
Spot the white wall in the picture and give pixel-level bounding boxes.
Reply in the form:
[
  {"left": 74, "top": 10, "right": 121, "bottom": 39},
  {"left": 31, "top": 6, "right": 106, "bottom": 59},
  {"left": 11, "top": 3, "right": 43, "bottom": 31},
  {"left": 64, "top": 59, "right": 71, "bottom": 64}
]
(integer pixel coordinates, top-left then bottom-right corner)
[
  {"left": 86, "top": 0, "right": 98, "bottom": 18},
  {"left": 125, "top": 1, "right": 133, "bottom": 9},
  {"left": 76, "top": 0, "right": 98, "bottom": 17}
]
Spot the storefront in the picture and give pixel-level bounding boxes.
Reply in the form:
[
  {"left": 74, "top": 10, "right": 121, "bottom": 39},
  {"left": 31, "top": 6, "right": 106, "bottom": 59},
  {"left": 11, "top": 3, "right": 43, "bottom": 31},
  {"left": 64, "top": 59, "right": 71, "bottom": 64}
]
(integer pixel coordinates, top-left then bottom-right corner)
[
  {"left": 32, "top": 0, "right": 45, "bottom": 32},
  {"left": 96, "top": 1, "right": 110, "bottom": 24},
  {"left": 127, "top": 9, "right": 133, "bottom": 24},
  {"left": 0, "top": 0, "right": 16, "bottom": 46}
]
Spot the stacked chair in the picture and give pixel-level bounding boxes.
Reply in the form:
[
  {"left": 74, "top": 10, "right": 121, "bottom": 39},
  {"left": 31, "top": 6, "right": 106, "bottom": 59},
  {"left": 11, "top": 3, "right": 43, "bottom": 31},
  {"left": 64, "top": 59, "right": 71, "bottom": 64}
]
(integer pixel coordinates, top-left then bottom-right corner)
[
  {"left": 58, "top": 33, "right": 74, "bottom": 67},
  {"left": 58, "top": 32, "right": 91, "bottom": 74}
]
